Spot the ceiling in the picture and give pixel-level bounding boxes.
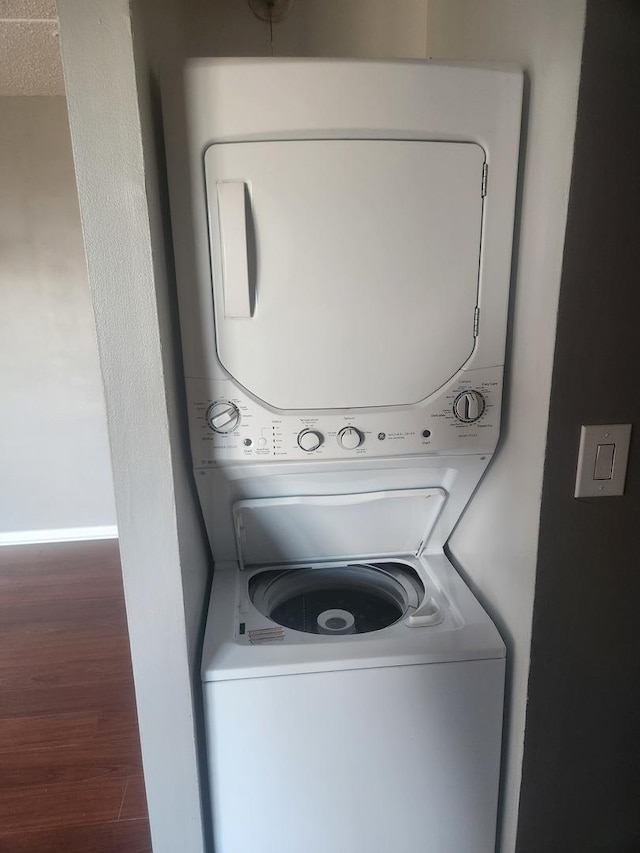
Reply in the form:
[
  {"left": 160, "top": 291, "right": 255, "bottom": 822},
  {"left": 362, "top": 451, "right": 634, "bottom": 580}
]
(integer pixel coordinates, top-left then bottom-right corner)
[{"left": 0, "top": 0, "right": 64, "bottom": 95}]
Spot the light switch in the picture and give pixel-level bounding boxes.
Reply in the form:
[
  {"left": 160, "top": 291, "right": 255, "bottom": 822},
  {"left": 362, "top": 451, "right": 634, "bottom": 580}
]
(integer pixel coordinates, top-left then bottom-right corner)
[
  {"left": 593, "top": 443, "right": 615, "bottom": 480},
  {"left": 574, "top": 424, "right": 632, "bottom": 498}
]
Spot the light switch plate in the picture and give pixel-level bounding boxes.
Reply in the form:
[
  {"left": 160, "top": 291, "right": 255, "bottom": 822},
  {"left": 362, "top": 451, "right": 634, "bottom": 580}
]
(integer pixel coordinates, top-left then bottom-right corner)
[{"left": 574, "top": 424, "right": 632, "bottom": 498}]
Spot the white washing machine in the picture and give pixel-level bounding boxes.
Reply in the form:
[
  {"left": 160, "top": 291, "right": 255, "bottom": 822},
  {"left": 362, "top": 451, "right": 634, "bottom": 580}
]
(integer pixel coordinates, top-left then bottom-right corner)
[
  {"left": 202, "top": 485, "right": 506, "bottom": 853},
  {"left": 166, "top": 59, "right": 522, "bottom": 853}
]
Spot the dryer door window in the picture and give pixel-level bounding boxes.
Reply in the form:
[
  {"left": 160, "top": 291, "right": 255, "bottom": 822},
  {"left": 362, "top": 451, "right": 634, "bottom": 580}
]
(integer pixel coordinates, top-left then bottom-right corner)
[{"left": 205, "top": 139, "right": 485, "bottom": 410}]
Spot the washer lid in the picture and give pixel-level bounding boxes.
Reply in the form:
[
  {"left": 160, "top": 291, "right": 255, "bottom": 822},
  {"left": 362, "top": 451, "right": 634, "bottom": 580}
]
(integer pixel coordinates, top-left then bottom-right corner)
[{"left": 233, "top": 488, "right": 446, "bottom": 570}]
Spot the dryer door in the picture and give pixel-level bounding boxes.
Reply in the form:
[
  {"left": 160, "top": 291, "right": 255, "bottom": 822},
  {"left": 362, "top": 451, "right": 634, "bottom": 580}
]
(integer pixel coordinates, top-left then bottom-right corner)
[{"left": 205, "top": 139, "right": 485, "bottom": 410}]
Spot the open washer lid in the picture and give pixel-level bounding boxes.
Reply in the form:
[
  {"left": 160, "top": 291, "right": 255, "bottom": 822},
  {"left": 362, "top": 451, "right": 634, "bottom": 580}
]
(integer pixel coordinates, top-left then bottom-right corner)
[{"left": 232, "top": 488, "right": 446, "bottom": 570}]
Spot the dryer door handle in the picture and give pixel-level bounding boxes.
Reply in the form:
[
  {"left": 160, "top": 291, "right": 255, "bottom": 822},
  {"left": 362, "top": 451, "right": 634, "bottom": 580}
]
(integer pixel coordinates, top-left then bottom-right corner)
[{"left": 217, "top": 181, "right": 252, "bottom": 318}]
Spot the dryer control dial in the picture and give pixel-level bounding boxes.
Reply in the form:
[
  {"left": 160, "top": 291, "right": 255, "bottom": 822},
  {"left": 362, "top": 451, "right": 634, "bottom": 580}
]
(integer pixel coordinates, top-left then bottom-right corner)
[
  {"left": 453, "top": 390, "right": 486, "bottom": 423},
  {"left": 297, "top": 429, "right": 323, "bottom": 452},
  {"left": 338, "top": 426, "right": 364, "bottom": 450},
  {"left": 207, "top": 401, "right": 241, "bottom": 433}
]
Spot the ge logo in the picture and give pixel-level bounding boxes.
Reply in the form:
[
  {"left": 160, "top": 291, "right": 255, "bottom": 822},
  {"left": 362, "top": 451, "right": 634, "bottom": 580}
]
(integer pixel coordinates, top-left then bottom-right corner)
[{"left": 377, "top": 432, "right": 386, "bottom": 440}]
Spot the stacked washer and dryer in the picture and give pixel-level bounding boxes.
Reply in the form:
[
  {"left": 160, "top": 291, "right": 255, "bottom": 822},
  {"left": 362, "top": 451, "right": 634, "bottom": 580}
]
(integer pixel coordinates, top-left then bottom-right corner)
[{"left": 169, "top": 59, "right": 522, "bottom": 853}]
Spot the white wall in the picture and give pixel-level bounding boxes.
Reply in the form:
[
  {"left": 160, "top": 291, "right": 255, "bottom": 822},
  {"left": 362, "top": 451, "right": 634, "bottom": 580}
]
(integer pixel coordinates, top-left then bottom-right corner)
[
  {"left": 426, "top": 3, "right": 586, "bottom": 850},
  {"left": 57, "top": 2, "right": 211, "bottom": 851},
  {"left": 185, "top": 0, "right": 428, "bottom": 57},
  {"left": 0, "top": 96, "right": 116, "bottom": 543}
]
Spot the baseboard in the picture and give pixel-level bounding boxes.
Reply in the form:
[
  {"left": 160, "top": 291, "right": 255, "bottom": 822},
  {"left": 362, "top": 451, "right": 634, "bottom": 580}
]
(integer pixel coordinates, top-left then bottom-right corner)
[{"left": 0, "top": 526, "right": 119, "bottom": 547}]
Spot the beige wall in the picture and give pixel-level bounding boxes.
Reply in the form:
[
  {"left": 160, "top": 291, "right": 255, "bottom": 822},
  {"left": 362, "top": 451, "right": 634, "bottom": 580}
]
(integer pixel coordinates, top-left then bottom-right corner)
[
  {"left": 426, "top": 2, "right": 586, "bottom": 850},
  {"left": 0, "top": 96, "right": 115, "bottom": 541}
]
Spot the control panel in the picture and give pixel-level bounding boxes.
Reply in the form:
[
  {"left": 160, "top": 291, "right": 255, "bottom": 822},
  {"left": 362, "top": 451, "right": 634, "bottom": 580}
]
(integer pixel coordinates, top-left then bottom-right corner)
[{"left": 186, "top": 367, "right": 502, "bottom": 467}]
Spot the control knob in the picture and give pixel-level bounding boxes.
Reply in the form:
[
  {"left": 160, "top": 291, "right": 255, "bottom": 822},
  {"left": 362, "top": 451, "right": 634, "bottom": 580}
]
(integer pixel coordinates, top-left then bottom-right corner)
[
  {"left": 206, "top": 401, "right": 241, "bottom": 433},
  {"left": 297, "top": 429, "right": 323, "bottom": 453},
  {"left": 453, "top": 390, "right": 486, "bottom": 423},
  {"left": 338, "top": 426, "right": 364, "bottom": 450}
]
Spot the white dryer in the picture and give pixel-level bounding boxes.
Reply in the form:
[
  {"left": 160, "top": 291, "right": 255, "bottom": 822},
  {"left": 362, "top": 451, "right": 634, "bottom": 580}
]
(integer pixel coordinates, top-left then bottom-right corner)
[{"left": 166, "top": 59, "right": 522, "bottom": 853}]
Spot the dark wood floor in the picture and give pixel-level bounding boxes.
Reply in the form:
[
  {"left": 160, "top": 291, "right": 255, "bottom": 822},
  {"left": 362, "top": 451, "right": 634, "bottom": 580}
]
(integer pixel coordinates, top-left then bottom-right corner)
[{"left": 0, "top": 539, "right": 151, "bottom": 852}]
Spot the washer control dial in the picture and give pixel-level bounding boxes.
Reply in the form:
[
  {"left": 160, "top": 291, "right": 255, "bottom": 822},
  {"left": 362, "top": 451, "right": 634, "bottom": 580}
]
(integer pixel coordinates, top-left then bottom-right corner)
[
  {"left": 297, "top": 429, "right": 323, "bottom": 453},
  {"left": 338, "top": 426, "right": 364, "bottom": 450},
  {"left": 207, "top": 401, "right": 241, "bottom": 433},
  {"left": 453, "top": 390, "right": 486, "bottom": 423}
]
